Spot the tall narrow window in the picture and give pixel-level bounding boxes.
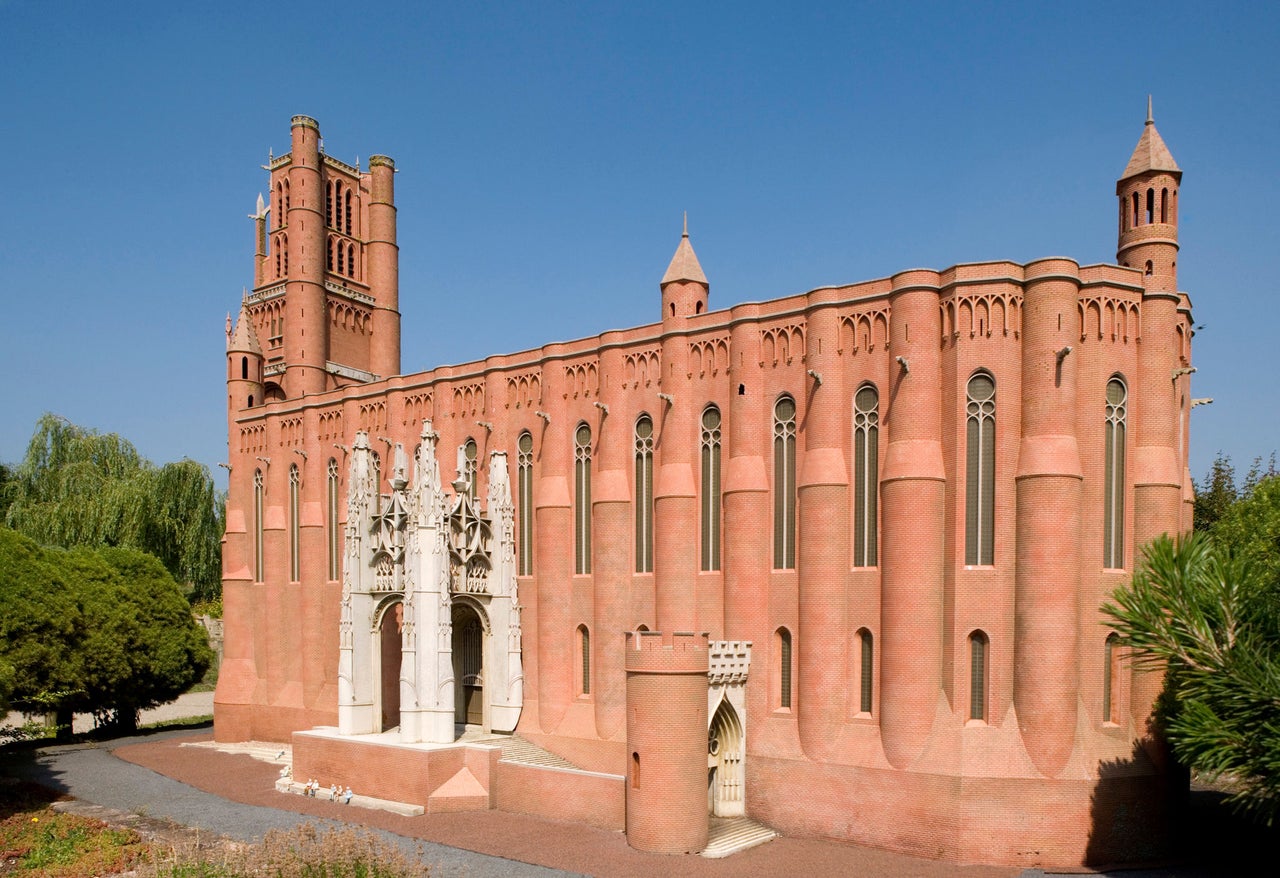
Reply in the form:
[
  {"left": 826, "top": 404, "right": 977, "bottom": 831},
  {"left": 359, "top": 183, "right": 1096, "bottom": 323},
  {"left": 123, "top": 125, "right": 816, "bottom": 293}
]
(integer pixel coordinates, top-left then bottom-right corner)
[
  {"left": 701, "top": 406, "right": 722, "bottom": 571},
  {"left": 337, "top": 240, "right": 345, "bottom": 275},
  {"left": 327, "top": 458, "right": 340, "bottom": 581},
  {"left": 1103, "top": 633, "right": 1120, "bottom": 724},
  {"left": 574, "top": 424, "right": 592, "bottom": 574},
  {"left": 326, "top": 182, "right": 333, "bottom": 227},
  {"left": 372, "top": 452, "right": 382, "bottom": 514},
  {"left": 773, "top": 396, "right": 797, "bottom": 569},
  {"left": 1103, "top": 378, "right": 1127, "bottom": 569},
  {"left": 634, "top": 415, "right": 654, "bottom": 573},
  {"left": 253, "top": 468, "right": 264, "bottom": 582},
  {"left": 463, "top": 438, "right": 478, "bottom": 500},
  {"left": 1160, "top": 188, "right": 1169, "bottom": 223},
  {"left": 969, "top": 631, "right": 989, "bottom": 722},
  {"left": 853, "top": 385, "right": 879, "bottom": 567},
  {"left": 965, "top": 372, "right": 996, "bottom": 566},
  {"left": 1132, "top": 192, "right": 1139, "bottom": 227},
  {"left": 335, "top": 183, "right": 344, "bottom": 230},
  {"left": 276, "top": 182, "right": 285, "bottom": 229},
  {"left": 778, "top": 628, "right": 793, "bottom": 709},
  {"left": 288, "top": 464, "right": 300, "bottom": 581},
  {"left": 858, "top": 629, "right": 874, "bottom": 714},
  {"left": 1146, "top": 188, "right": 1154, "bottom": 224},
  {"left": 517, "top": 432, "right": 533, "bottom": 576},
  {"left": 345, "top": 190, "right": 353, "bottom": 235},
  {"left": 347, "top": 244, "right": 355, "bottom": 278},
  {"left": 579, "top": 625, "right": 591, "bottom": 695}
]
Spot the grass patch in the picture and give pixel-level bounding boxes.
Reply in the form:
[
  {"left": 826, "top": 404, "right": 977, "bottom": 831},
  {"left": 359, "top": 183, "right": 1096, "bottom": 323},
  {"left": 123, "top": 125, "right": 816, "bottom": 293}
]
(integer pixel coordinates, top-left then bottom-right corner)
[
  {"left": 0, "top": 782, "right": 145, "bottom": 878},
  {"left": 0, "top": 784, "right": 420, "bottom": 878}
]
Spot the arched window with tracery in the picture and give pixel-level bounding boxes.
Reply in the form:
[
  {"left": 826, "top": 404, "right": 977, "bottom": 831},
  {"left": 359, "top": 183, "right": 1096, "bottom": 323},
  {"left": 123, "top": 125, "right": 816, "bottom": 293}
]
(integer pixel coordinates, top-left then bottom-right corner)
[
  {"left": 462, "top": 438, "right": 478, "bottom": 500},
  {"left": 773, "top": 396, "right": 797, "bottom": 569},
  {"left": 701, "top": 405, "right": 722, "bottom": 572},
  {"left": 965, "top": 372, "right": 996, "bottom": 566},
  {"left": 1103, "top": 377, "right": 1127, "bottom": 569},
  {"left": 575, "top": 423, "right": 592, "bottom": 575},
  {"left": 634, "top": 415, "right": 654, "bottom": 573},
  {"left": 517, "top": 431, "right": 533, "bottom": 576},
  {"left": 853, "top": 384, "right": 879, "bottom": 567}
]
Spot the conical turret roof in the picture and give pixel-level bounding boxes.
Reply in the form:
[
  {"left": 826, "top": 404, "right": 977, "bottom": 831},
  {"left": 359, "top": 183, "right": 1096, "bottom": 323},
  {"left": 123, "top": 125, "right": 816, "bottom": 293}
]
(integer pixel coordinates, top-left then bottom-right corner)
[
  {"left": 661, "top": 216, "right": 707, "bottom": 286},
  {"left": 228, "top": 302, "right": 263, "bottom": 354},
  {"left": 1120, "top": 98, "right": 1181, "bottom": 180}
]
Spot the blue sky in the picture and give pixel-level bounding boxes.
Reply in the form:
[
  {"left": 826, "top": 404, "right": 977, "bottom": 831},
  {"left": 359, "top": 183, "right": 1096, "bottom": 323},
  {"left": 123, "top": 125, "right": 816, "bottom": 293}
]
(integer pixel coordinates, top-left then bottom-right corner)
[{"left": 2, "top": 1, "right": 1276, "bottom": 489}]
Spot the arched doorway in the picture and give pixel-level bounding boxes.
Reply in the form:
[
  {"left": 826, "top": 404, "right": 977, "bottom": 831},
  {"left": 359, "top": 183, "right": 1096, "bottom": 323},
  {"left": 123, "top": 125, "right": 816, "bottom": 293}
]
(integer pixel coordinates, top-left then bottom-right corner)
[
  {"left": 452, "top": 602, "right": 484, "bottom": 728},
  {"left": 376, "top": 599, "right": 403, "bottom": 732},
  {"left": 708, "top": 698, "right": 744, "bottom": 816}
]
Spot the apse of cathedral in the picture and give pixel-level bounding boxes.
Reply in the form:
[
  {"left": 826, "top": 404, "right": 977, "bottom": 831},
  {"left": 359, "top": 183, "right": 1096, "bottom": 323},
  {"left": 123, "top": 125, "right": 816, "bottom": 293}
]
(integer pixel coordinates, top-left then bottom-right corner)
[{"left": 218, "top": 107, "right": 1194, "bottom": 866}]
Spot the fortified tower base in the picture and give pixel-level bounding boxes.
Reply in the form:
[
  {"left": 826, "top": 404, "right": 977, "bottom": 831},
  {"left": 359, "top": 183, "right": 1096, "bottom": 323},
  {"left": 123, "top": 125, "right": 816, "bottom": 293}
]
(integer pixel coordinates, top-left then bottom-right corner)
[{"left": 625, "top": 631, "right": 710, "bottom": 854}]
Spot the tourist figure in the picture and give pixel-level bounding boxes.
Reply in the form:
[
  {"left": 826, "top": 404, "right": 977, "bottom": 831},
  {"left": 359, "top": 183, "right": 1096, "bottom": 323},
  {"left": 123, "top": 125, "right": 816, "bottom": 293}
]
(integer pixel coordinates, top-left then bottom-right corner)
[
  {"left": 343, "top": 786, "right": 354, "bottom": 805},
  {"left": 330, "top": 783, "right": 338, "bottom": 801}
]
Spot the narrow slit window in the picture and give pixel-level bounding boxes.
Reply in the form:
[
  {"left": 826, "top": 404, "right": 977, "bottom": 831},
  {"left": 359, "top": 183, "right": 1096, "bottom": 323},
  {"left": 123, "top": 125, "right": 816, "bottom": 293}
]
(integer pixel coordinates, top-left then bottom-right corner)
[
  {"left": 327, "top": 458, "right": 340, "bottom": 581},
  {"left": 253, "top": 468, "right": 265, "bottom": 582},
  {"left": 969, "top": 631, "right": 989, "bottom": 722},
  {"left": 289, "top": 464, "right": 300, "bottom": 582}
]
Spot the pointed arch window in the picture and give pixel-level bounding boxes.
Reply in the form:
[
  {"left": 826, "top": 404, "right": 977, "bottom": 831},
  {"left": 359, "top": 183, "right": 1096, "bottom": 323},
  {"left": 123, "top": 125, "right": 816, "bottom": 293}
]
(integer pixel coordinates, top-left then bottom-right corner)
[
  {"left": 853, "top": 385, "right": 879, "bottom": 567},
  {"left": 253, "top": 468, "right": 264, "bottom": 582},
  {"left": 635, "top": 415, "right": 654, "bottom": 573},
  {"left": 275, "top": 182, "right": 285, "bottom": 229},
  {"left": 969, "top": 630, "right": 989, "bottom": 722},
  {"left": 701, "top": 406, "right": 722, "bottom": 572},
  {"left": 1103, "top": 632, "right": 1120, "bottom": 724},
  {"left": 773, "top": 396, "right": 797, "bottom": 569},
  {"left": 326, "top": 182, "right": 333, "bottom": 228},
  {"left": 337, "top": 240, "right": 345, "bottom": 275},
  {"left": 578, "top": 624, "right": 591, "bottom": 695},
  {"left": 965, "top": 372, "right": 996, "bottom": 566},
  {"left": 1132, "top": 192, "right": 1140, "bottom": 227},
  {"left": 778, "top": 627, "right": 793, "bottom": 709},
  {"left": 327, "top": 458, "right": 340, "bottom": 581},
  {"left": 347, "top": 244, "right": 356, "bottom": 279},
  {"left": 345, "top": 190, "right": 353, "bottom": 235},
  {"left": 517, "top": 431, "right": 534, "bottom": 576},
  {"left": 574, "top": 423, "right": 592, "bottom": 575},
  {"left": 289, "top": 464, "right": 301, "bottom": 581},
  {"left": 327, "top": 237, "right": 335, "bottom": 272},
  {"left": 857, "top": 628, "right": 874, "bottom": 714},
  {"left": 1161, "top": 188, "right": 1169, "bottom": 223},
  {"left": 1103, "top": 378, "right": 1127, "bottom": 569}
]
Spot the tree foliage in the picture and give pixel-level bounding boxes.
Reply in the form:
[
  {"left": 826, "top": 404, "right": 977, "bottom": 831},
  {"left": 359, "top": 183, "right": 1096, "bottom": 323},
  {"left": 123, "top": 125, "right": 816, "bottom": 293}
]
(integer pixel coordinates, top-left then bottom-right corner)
[
  {"left": 3, "top": 414, "right": 224, "bottom": 601},
  {"left": 1106, "top": 470, "right": 1280, "bottom": 824},
  {"left": 0, "top": 528, "right": 213, "bottom": 734}
]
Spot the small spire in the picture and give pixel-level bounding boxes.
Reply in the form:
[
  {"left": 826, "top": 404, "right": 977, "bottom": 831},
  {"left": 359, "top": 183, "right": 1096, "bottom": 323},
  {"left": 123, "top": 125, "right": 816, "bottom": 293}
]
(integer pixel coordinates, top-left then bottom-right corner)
[
  {"left": 683, "top": 211, "right": 688, "bottom": 238},
  {"left": 1120, "top": 97, "right": 1180, "bottom": 180},
  {"left": 661, "top": 218, "right": 707, "bottom": 286},
  {"left": 1146, "top": 94, "right": 1153, "bottom": 125}
]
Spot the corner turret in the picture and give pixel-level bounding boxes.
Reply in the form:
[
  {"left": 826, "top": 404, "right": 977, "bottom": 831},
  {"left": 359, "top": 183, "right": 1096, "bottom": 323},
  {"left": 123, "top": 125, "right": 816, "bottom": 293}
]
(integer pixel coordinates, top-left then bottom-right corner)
[
  {"left": 660, "top": 215, "right": 708, "bottom": 323},
  {"left": 1117, "top": 97, "right": 1181, "bottom": 293},
  {"left": 227, "top": 300, "right": 264, "bottom": 415}
]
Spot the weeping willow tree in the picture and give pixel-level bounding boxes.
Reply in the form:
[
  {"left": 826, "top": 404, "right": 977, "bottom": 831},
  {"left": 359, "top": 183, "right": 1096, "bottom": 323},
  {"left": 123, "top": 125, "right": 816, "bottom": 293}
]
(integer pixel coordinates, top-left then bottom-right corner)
[{"left": 3, "top": 414, "right": 224, "bottom": 601}]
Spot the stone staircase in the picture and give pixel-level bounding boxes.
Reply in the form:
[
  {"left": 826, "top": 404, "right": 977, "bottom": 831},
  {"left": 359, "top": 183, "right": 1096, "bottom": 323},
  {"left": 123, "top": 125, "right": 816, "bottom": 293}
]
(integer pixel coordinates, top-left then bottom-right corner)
[
  {"left": 495, "top": 735, "right": 578, "bottom": 769},
  {"left": 701, "top": 816, "right": 777, "bottom": 858}
]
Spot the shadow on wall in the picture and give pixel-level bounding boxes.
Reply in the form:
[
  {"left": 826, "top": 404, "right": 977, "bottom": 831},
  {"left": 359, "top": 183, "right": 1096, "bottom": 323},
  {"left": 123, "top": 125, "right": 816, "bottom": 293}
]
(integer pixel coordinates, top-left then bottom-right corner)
[{"left": 1085, "top": 711, "right": 1278, "bottom": 875}]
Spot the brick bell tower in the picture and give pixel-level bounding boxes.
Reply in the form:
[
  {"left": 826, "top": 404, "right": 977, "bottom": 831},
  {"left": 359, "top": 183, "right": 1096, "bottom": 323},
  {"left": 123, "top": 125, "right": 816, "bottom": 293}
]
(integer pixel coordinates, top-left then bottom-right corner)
[
  {"left": 237, "top": 116, "right": 401, "bottom": 407},
  {"left": 1117, "top": 98, "right": 1190, "bottom": 736}
]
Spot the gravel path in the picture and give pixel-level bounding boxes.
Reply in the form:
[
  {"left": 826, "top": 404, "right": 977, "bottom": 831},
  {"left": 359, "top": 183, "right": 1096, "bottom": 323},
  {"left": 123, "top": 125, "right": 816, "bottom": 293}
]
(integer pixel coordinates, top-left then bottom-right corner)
[{"left": 2, "top": 729, "right": 576, "bottom": 877}]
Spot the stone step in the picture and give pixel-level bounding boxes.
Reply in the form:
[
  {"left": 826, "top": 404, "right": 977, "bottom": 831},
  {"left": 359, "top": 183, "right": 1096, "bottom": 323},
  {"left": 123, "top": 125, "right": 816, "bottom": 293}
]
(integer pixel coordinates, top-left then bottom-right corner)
[
  {"left": 496, "top": 735, "right": 578, "bottom": 770},
  {"left": 701, "top": 817, "right": 777, "bottom": 859}
]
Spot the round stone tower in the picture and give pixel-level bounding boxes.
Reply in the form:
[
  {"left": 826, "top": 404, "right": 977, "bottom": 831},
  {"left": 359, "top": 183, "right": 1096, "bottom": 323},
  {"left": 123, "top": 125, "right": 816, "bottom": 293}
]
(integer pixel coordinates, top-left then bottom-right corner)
[{"left": 624, "top": 630, "right": 709, "bottom": 854}]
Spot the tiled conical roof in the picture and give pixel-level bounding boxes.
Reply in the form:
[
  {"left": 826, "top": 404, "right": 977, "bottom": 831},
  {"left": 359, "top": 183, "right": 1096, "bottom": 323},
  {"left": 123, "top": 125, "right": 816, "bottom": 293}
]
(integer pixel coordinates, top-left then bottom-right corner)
[
  {"left": 228, "top": 302, "right": 262, "bottom": 354},
  {"left": 661, "top": 215, "right": 707, "bottom": 286},
  {"left": 1120, "top": 97, "right": 1181, "bottom": 180}
]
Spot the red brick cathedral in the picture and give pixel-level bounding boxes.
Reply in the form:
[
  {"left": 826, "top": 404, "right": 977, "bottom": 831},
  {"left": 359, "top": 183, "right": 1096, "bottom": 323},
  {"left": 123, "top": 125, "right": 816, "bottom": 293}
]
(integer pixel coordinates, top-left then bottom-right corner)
[{"left": 217, "top": 110, "right": 1194, "bottom": 867}]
